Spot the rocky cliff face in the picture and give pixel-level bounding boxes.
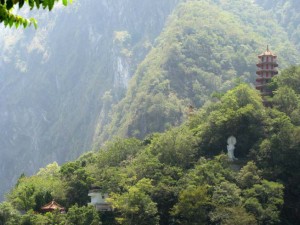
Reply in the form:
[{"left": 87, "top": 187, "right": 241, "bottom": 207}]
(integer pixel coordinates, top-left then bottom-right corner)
[{"left": 0, "top": 0, "right": 179, "bottom": 199}]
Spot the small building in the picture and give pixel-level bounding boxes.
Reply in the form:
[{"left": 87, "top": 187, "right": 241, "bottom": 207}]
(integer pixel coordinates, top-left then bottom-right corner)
[
  {"left": 255, "top": 46, "right": 278, "bottom": 99},
  {"left": 88, "top": 189, "right": 112, "bottom": 212},
  {"left": 41, "top": 200, "right": 65, "bottom": 213}
]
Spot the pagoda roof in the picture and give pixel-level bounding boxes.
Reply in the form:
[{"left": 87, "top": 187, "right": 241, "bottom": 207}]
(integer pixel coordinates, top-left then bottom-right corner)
[
  {"left": 41, "top": 200, "right": 65, "bottom": 211},
  {"left": 256, "top": 70, "right": 278, "bottom": 75},
  {"left": 258, "top": 50, "right": 276, "bottom": 57},
  {"left": 258, "top": 46, "right": 277, "bottom": 57}
]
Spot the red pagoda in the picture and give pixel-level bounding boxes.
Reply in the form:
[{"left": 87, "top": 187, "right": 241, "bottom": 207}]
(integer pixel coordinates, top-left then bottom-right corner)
[
  {"left": 41, "top": 200, "right": 65, "bottom": 213},
  {"left": 255, "top": 46, "right": 278, "bottom": 97}
]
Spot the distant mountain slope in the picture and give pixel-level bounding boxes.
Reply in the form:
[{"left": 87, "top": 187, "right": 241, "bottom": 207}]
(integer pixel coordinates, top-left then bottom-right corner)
[
  {"left": 95, "top": 0, "right": 300, "bottom": 144},
  {"left": 0, "top": 0, "right": 179, "bottom": 199},
  {"left": 255, "top": 0, "right": 300, "bottom": 51}
]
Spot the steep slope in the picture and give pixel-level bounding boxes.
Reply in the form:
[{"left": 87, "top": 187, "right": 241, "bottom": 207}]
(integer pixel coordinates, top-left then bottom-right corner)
[
  {"left": 96, "top": 0, "right": 300, "bottom": 143},
  {"left": 255, "top": 0, "right": 300, "bottom": 51},
  {"left": 0, "top": 0, "right": 179, "bottom": 198}
]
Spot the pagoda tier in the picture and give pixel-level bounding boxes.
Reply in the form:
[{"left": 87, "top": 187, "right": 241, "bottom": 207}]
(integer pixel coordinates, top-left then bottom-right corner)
[
  {"left": 256, "top": 77, "right": 272, "bottom": 82},
  {"left": 255, "top": 46, "right": 278, "bottom": 96},
  {"left": 256, "top": 62, "right": 278, "bottom": 67},
  {"left": 256, "top": 69, "right": 278, "bottom": 75}
]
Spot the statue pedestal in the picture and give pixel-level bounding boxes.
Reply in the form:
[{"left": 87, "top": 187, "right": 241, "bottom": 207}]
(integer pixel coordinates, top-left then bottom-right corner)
[{"left": 229, "top": 158, "right": 247, "bottom": 171}]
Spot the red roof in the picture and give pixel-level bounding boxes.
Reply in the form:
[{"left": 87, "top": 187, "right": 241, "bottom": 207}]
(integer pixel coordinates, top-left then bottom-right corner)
[
  {"left": 258, "top": 46, "right": 277, "bottom": 57},
  {"left": 41, "top": 200, "right": 65, "bottom": 211}
]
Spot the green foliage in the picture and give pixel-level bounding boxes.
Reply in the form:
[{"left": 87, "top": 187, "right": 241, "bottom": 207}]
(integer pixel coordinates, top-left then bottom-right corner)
[
  {"left": 271, "top": 66, "right": 300, "bottom": 94},
  {"left": 7, "top": 169, "right": 66, "bottom": 212},
  {"left": 243, "top": 180, "right": 284, "bottom": 225},
  {"left": 180, "top": 155, "right": 234, "bottom": 187},
  {"left": 97, "top": 138, "right": 143, "bottom": 168},
  {"left": 271, "top": 66, "right": 300, "bottom": 125},
  {"left": 8, "top": 182, "right": 35, "bottom": 211},
  {"left": 31, "top": 210, "right": 66, "bottom": 225},
  {"left": 172, "top": 185, "right": 212, "bottom": 225},
  {"left": 257, "top": 109, "right": 299, "bottom": 180},
  {"left": 0, "top": 202, "right": 21, "bottom": 225},
  {"left": 36, "top": 162, "right": 61, "bottom": 177},
  {"left": 60, "top": 161, "right": 94, "bottom": 207},
  {"left": 91, "top": 138, "right": 143, "bottom": 193},
  {"left": 255, "top": 0, "right": 300, "bottom": 51},
  {"left": 6, "top": 58, "right": 300, "bottom": 225},
  {"left": 255, "top": 104, "right": 300, "bottom": 224},
  {"left": 237, "top": 161, "right": 261, "bottom": 189},
  {"left": 212, "top": 181, "right": 242, "bottom": 207},
  {"left": 148, "top": 127, "right": 198, "bottom": 169},
  {"left": 7, "top": 79, "right": 296, "bottom": 224},
  {"left": 273, "top": 87, "right": 300, "bottom": 119},
  {"left": 3, "top": 1, "right": 300, "bottom": 223},
  {"left": 0, "top": 0, "right": 180, "bottom": 207},
  {"left": 192, "top": 84, "right": 265, "bottom": 157},
  {"left": 66, "top": 204, "right": 100, "bottom": 225},
  {"left": 0, "top": 0, "right": 72, "bottom": 28},
  {"left": 210, "top": 206, "right": 257, "bottom": 225},
  {"left": 18, "top": 203, "right": 99, "bottom": 225},
  {"left": 108, "top": 179, "right": 159, "bottom": 225}
]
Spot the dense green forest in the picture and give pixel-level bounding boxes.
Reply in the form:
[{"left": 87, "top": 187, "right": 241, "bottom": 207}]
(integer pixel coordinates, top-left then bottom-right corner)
[
  {"left": 95, "top": 0, "right": 300, "bottom": 145},
  {"left": 255, "top": 0, "right": 300, "bottom": 51},
  {"left": 1, "top": 66, "right": 300, "bottom": 224}
]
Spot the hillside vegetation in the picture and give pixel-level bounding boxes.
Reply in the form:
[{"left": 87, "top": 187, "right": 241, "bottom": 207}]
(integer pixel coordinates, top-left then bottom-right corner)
[
  {"left": 2, "top": 65, "right": 300, "bottom": 224},
  {"left": 256, "top": 0, "right": 300, "bottom": 51},
  {"left": 1, "top": 0, "right": 299, "bottom": 201},
  {"left": 0, "top": 0, "right": 179, "bottom": 199},
  {"left": 1, "top": 1, "right": 300, "bottom": 224},
  {"left": 96, "top": 0, "right": 300, "bottom": 144}
]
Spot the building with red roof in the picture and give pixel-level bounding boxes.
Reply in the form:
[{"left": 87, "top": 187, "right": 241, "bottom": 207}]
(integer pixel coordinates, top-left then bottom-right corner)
[{"left": 41, "top": 200, "right": 65, "bottom": 213}]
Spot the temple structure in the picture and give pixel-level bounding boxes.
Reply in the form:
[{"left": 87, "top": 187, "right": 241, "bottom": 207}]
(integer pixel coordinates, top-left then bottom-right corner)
[
  {"left": 88, "top": 188, "right": 112, "bottom": 212},
  {"left": 41, "top": 200, "right": 65, "bottom": 213},
  {"left": 255, "top": 46, "right": 278, "bottom": 98}
]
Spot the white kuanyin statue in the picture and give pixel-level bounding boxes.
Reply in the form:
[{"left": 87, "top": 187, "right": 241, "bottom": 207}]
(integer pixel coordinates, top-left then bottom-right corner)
[{"left": 227, "top": 136, "right": 237, "bottom": 161}]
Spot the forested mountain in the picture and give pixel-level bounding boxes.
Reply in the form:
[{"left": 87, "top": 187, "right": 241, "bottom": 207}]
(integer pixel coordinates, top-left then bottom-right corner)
[
  {"left": 95, "top": 0, "right": 300, "bottom": 144},
  {"left": 0, "top": 0, "right": 179, "bottom": 199},
  {"left": 1, "top": 0, "right": 300, "bottom": 210},
  {"left": 3, "top": 66, "right": 300, "bottom": 224},
  {"left": 1, "top": 0, "right": 300, "bottom": 224}
]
